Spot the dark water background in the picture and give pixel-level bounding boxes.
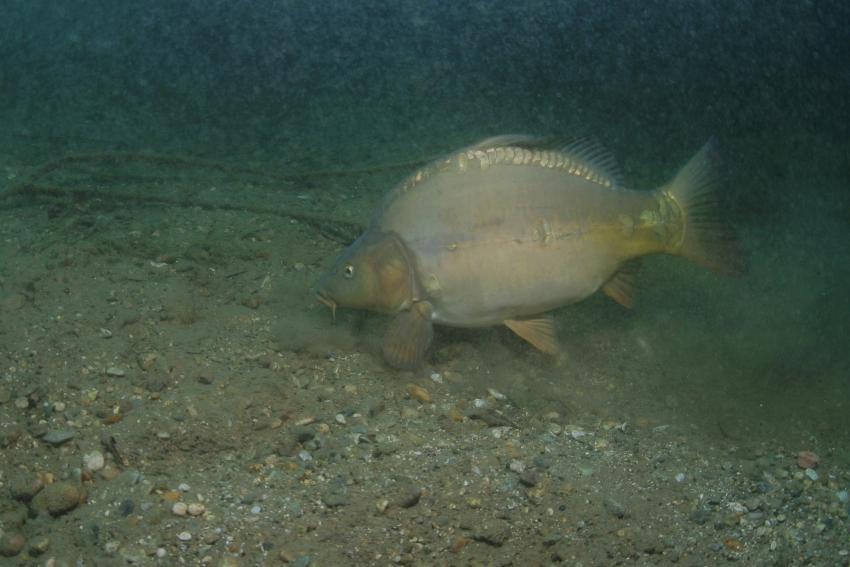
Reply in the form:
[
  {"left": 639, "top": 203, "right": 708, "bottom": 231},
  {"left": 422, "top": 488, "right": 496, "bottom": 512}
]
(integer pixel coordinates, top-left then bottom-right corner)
[{"left": 2, "top": 1, "right": 849, "bottom": 446}]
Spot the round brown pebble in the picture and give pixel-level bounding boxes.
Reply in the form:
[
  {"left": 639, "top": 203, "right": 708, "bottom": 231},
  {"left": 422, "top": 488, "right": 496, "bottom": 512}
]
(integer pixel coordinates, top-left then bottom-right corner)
[
  {"left": 35, "top": 481, "right": 86, "bottom": 516},
  {"left": 797, "top": 450, "right": 819, "bottom": 469},
  {"left": 0, "top": 531, "right": 26, "bottom": 557},
  {"left": 407, "top": 384, "right": 432, "bottom": 403}
]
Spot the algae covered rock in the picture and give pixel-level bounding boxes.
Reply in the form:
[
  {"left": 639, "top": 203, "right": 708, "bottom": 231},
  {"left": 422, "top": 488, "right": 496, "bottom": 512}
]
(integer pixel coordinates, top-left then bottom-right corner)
[{"left": 32, "top": 481, "right": 86, "bottom": 516}]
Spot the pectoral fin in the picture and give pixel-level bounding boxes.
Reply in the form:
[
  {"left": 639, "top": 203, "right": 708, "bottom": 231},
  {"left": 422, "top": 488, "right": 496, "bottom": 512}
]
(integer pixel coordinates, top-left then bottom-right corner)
[
  {"left": 504, "top": 315, "right": 559, "bottom": 354},
  {"left": 602, "top": 261, "right": 640, "bottom": 308},
  {"left": 382, "top": 302, "right": 434, "bottom": 369}
]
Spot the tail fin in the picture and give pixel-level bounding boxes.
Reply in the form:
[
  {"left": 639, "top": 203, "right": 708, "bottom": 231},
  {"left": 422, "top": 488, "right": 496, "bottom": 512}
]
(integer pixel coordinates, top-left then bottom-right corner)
[{"left": 663, "top": 139, "right": 746, "bottom": 275}]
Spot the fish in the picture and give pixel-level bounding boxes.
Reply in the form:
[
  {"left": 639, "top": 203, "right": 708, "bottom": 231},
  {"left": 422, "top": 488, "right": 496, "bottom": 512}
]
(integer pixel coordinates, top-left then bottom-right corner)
[{"left": 314, "top": 135, "right": 744, "bottom": 369}]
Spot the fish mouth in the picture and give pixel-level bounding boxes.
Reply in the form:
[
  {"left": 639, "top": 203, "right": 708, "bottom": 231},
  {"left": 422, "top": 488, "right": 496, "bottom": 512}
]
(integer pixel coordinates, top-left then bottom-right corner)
[{"left": 315, "top": 291, "right": 337, "bottom": 321}]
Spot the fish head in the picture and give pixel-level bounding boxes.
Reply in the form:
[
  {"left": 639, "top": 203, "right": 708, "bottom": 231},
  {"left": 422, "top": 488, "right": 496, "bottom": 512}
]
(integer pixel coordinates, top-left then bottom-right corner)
[{"left": 314, "top": 231, "right": 416, "bottom": 316}]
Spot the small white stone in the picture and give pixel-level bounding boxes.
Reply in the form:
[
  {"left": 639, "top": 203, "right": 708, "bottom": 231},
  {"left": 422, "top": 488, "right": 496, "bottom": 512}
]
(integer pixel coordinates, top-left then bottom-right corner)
[
  {"left": 53, "top": 401, "right": 66, "bottom": 412},
  {"left": 172, "top": 502, "right": 188, "bottom": 517},
  {"left": 728, "top": 501, "right": 748, "bottom": 514},
  {"left": 14, "top": 396, "right": 28, "bottom": 409},
  {"left": 178, "top": 482, "right": 190, "bottom": 492},
  {"left": 569, "top": 429, "right": 588, "bottom": 439},
  {"left": 837, "top": 490, "right": 849, "bottom": 503},
  {"left": 105, "top": 367, "right": 126, "bottom": 377},
  {"left": 675, "top": 472, "right": 686, "bottom": 483},
  {"left": 805, "top": 468, "right": 819, "bottom": 482},
  {"left": 155, "top": 548, "right": 167, "bottom": 558},
  {"left": 509, "top": 460, "right": 525, "bottom": 473},
  {"left": 176, "top": 531, "right": 192, "bottom": 542},
  {"left": 104, "top": 541, "right": 120, "bottom": 553},
  {"left": 334, "top": 413, "right": 346, "bottom": 425},
  {"left": 187, "top": 502, "right": 205, "bottom": 516},
  {"left": 487, "top": 388, "right": 506, "bottom": 400},
  {"left": 83, "top": 450, "right": 105, "bottom": 472},
  {"left": 250, "top": 505, "right": 262, "bottom": 514}
]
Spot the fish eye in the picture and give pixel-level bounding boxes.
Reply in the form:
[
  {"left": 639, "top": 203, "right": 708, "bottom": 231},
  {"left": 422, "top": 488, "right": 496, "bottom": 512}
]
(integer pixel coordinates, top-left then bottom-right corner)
[{"left": 343, "top": 264, "right": 355, "bottom": 279}]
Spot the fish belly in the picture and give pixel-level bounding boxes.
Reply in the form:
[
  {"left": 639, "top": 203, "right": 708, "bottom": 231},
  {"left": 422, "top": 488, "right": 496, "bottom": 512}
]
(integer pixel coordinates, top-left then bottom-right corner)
[
  {"left": 421, "top": 232, "right": 620, "bottom": 326},
  {"left": 380, "top": 164, "right": 654, "bottom": 327}
]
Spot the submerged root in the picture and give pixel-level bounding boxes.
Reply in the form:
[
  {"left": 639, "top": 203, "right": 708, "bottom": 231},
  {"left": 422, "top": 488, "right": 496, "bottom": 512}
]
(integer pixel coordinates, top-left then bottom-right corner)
[{"left": 2, "top": 151, "right": 432, "bottom": 244}]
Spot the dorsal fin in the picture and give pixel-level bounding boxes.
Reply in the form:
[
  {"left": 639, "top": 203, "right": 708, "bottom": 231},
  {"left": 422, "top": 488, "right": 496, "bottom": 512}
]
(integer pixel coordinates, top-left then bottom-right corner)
[
  {"left": 469, "top": 135, "right": 624, "bottom": 190},
  {"left": 466, "top": 134, "right": 549, "bottom": 151},
  {"left": 376, "top": 135, "right": 624, "bottom": 223},
  {"left": 560, "top": 137, "right": 624, "bottom": 189}
]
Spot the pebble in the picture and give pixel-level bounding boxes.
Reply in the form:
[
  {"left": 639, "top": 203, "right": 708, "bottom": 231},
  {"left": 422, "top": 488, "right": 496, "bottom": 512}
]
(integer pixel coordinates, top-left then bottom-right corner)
[
  {"left": 172, "top": 502, "right": 188, "bottom": 517},
  {"left": 487, "top": 388, "right": 507, "bottom": 400},
  {"left": 805, "top": 468, "right": 819, "bottom": 482},
  {"left": 394, "top": 484, "right": 423, "bottom": 509},
  {"left": 797, "top": 451, "right": 819, "bottom": 469},
  {"left": 34, "top": 481, "right": 86, "bottom": 516},
  {"left": 29, "top": 536, "right": 50, "bottom": 556},
  {"left": 105, "top": 367, "right": 126, "bottom": 377},
  {"left": 176, "top": 531, "right": 192, "bottom": 542},
  {"left": 321, "top": 482, "right": 349, "bottom": 508},
  {"left": 53, "top": 401, "right": 66, "bottom": 412},
  {"left": 178, "top": 483, "right": 191, "bottom": 492},
  {"left": 10, "top": 472, "right": 44, "bottom": 501},
  {"left": 0, "top": 293, "right": 27, "bottom": 310},
  {"left": 408, "top": 384, "right": 432, "bottom": 403},
  {"left": 42, "top": 429, "right": 75, "bottom": 446},
  {"left": 568, "top": 428, "right": 589, "bottom": 439},
  {"left": 137, "top": 352, "right": 159, "bottom": 371},
  {"left": 471, "top": 518, "right": 511, "bottom": 546},
  {"left": 83, "top": 450, "right": 105, "bottom": 472},
  {"left": 14, "top": 396, "right": 29, "bottom": 409},
  {"left": 519, "top": 470, "right": 538, "bottom": 487},
  {"left": 837, "top": 490, "right": 849, "bottom": 503},
  {"left": 187, "top": 502, "right": 206, "bottom": 516},
  {"left": 675, "top": 472, "right": 686, "bottom": 483},
  {"left": 0, "top": 532, "right": 26, "bottom": 557},
  {"left": 604, "top": 498, "right": 626, "bottom": 519}
]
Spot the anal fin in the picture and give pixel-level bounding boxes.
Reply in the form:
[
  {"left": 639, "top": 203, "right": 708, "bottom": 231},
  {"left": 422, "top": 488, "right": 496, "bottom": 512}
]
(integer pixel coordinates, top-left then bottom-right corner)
[
  {"left": 602, "top": 261, "right": 640, "bottom": 308},
  {"left": 382, "top": 302, "right": 434, "bottom": 369},
  {"left": 504, "top": 314, "right": 559, "bottom": 354}
]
